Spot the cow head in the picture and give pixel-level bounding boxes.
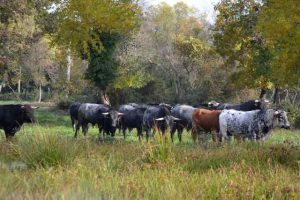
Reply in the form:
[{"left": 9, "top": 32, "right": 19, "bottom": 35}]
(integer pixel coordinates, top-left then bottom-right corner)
[
  {"left": 159, "top": 103, "right": 173, "bottom": 111},
  {"left": 21, "top": 105, "right": 37, "bottom": 123},
  {"left": 254, "top": 99, "right": 270, "bottom": 109},
  {"left": 102, "top": 110, "right": 123, "bottom": 128},
  {"left": 155, "top": 115, "right": 180, "bottom": 131},
  {"left": 273, "top": 110, "right": 290, "bottom": 129}
]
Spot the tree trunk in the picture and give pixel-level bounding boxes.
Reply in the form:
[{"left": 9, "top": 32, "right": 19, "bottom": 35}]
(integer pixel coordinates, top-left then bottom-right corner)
[
  {"left": 65, "top": 48, "right": 72, "bottom": 99},
  {"left": 38, "top": 84, "right": 42, "bottom": 103},
  {"left": 273, "top": 87, "right": 279, "bottom": 104},
  {"left": 18, "top": 66, "right": 21, "bottom": 94},
  {"left": 174, "top": 74, "right": 181, "bottom": 103},
  {"left": 259, "top": 88, "right": 267, "bottom": 100},
  {"left": 100, "top": 88, "right": 110, "bottom": 106},
  {"left": 66, "top": 48, "right": 71, "bottom": 82}
]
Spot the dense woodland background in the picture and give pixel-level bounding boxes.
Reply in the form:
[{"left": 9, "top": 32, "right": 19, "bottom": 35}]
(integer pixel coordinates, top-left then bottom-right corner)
[{"left": 1, "top": 0, "right": 300, "bottom": 110}]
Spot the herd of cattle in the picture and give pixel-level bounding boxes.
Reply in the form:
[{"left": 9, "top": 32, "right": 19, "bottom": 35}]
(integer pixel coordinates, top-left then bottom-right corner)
[
  {"left": 69, "top": 99, "right": 290, "bottom": 142},
  {"left": 0, "top": 99, "right": 290, "bottom": 142}
]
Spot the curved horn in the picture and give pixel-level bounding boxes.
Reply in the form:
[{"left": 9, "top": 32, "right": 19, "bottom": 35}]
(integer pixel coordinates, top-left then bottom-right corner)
[
  {"left": 172, "top": 117, "right": 181, "bottom": 121},
  {"left": 117, "top": 112, "right": 124, "bottom": 116},
  {"left": 31, "top": 106, "right": 39, "bottom": 109},
  {"left": 155, "top": 117, "right": 165, "bottom": 121},
  {"left": 102, "top": 112, "right": 109, "bottom": 116},
  {"left": 255, "top": 99, "right": 259, "bottom": 103},
  {"left": 274, "top": 111, "right": 279, "bottom": 115}
]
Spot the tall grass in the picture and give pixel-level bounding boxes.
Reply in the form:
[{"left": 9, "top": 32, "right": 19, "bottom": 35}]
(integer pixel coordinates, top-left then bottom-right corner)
[
  {"left": 1, "top": 107, "right": 300, "bottom": 199},
  {"left": 11, "top": 133, "right": 83, "bottom": 168}
]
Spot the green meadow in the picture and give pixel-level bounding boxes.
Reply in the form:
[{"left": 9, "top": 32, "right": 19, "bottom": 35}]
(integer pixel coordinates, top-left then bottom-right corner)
[{"left": 0, "top": 105, "right": 300, "bottom": 199}]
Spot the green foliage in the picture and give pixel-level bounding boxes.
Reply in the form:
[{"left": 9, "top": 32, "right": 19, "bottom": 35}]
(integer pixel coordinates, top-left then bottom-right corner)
[
  {"left": 256, "top": 0, "right": 300, "bottom": 87},
  {"left": 86, "top": 33, "right": 120, "bottom": 90},
  {"left": 214, "top": 0, "right": 272, "bottom": 90},
  {"left": 54, "top": 0, "right": 140, "bottom": 55}
]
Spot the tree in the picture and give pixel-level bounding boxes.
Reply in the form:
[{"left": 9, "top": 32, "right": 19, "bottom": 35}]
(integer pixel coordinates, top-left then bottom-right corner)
[
  {"left": 24, "top": 37, "right": 55, "bottom": 102},
  {"left": 53, "top": 0, "right": 140, "bottom": 104},
  {"left": 256, "top": 0, "right": 300, "bottom": 88},
  {"left": 118, "top": 2, "right": 220, "bottom": 103},
  {"left": 214, "top": 0, "right": 272, "bottom": 99},
  {"left": 85, "top": 33, "right": 120, "bottom": 105},
  {"left": 0, "top": 0, "right": 37, "bottom": 95}
]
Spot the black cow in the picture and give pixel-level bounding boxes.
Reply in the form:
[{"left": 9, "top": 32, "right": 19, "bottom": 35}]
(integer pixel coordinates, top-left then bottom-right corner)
[
  {"left": 120, "top": 107, "right": 146, "bottom": 140},
  {"left": 0, "top": 104, "right": 36, "bottom": 138},
  {"left": 143, "top": 105, "right": 180, "bottom": 140},
  {"left": 170, "top": 105, "right": 195, "bottom": 143},
  {"left": 209, "top": 99, "right": 269, "bottom": 111},
  {"left": 69, "top": 102, "right": 81, "bottom": 131},
  {"left": 75, "top": 103, "right": 123, "bottom": 138}
]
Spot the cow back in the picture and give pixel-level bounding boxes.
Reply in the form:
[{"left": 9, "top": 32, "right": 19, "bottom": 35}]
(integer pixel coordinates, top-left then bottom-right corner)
[{"left": 192, "top": 108, "right": 221, "bottom": 131}]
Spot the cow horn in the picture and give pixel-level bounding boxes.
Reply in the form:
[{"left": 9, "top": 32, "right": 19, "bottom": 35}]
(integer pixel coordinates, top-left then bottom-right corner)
[
  {"left": 255, "top": 99, "right": 259, "bottom": 103},
  {"left": 102, "top": 112, "right": 109, "bottom": 116},
  {"left": 274, "top": 111, "right": 279, "bottom": 115},
  {"left": 117, "top": 112, "right": 124, "bottom": 116},
  {"left": 31, "top": 106, "right": 39, "bottom": 109},
  {"left": 264, "top": 99, "right": 270, "bottom": 103},
  {"left": 155, "top": 117, "right": 165, "bottom": 121},
  {"left": 172, "top": 117, "right": 181, "bottom": 121}
]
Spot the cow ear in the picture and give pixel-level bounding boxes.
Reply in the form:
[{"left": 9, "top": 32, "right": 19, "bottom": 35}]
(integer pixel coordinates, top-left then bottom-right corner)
[{"left": 155, "top": 118, "right": 165, "bottom": 121}]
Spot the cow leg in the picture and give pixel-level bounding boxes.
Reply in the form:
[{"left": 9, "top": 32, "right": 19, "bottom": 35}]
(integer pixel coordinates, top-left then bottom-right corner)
[
  {"left": 82, "top": 123, "right": 88, "bottom": 136},
  {"left": 111, "top": 130, "right": 116, "bottom": 137},
  {"left": 170, "top": 126, "right": 176, "bottom": 143},
  {"left": 211, "top": 130, "right": 217, "bottom": 142},
  {"left": 145, "top": 129, "right": 150, "bottom": 141},
  {"left": 137, "top": 127, "right": 143, "bottom": 141},
  {"left": 122, "top": 126, "right": 127, "bottom": 140},
  {"left": 191, "top": 127, "right": 198, "bottom": 143},
  {"left": 178, "top": 127, "right": 184, "bottom": 143},
  {"left": 220, "top": 125, "right": 230, "bottom": 143},
  {"left": 74, "top": 122, "right": 80, "bottom": 138}
]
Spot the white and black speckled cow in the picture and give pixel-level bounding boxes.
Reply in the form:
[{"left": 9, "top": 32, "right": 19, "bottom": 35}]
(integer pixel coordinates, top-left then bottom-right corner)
[{"left": 219, "top": 109, "right": 290, "bottom": 141}]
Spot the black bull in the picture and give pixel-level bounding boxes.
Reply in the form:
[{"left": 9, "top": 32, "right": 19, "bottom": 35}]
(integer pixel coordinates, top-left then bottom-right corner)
[
  {"left": 75, "top": 103, "right": 123, "bottom": 137},
  {"left": 0, "top": 104, "right": 37, "bottom": 138}
]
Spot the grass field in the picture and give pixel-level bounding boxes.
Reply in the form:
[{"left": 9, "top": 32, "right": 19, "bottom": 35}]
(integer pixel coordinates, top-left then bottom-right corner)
[{"left": 0, "top": 105, "right": 300, "bottom": 199}]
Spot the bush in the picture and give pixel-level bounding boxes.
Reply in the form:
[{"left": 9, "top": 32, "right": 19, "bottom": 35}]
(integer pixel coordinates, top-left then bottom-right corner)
[
  {"left": 142, "top": 134, "right": 175, "bottom": 166},
  {"left": 56, "top": 97, "right": 74, "bottom": 110},
  {"left": 13, "top": 133, "right": 82, "bottom": 168}
]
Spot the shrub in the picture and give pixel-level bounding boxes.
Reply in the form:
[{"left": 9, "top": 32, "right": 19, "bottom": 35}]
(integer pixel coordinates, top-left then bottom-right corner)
[
  {"left": 56, "top": 97, "right": 74, "bottom": 110},
  {"left": 13, "top": 133, "right": 82, "bottom": 168},
  {"left": 142, "top": 134, "right": 175, "bottom": 165}
]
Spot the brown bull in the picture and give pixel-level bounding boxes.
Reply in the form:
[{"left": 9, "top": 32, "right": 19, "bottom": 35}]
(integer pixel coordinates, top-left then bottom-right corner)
[{"left": 192, "top": 108, "right": 222, "bottom": 142}]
